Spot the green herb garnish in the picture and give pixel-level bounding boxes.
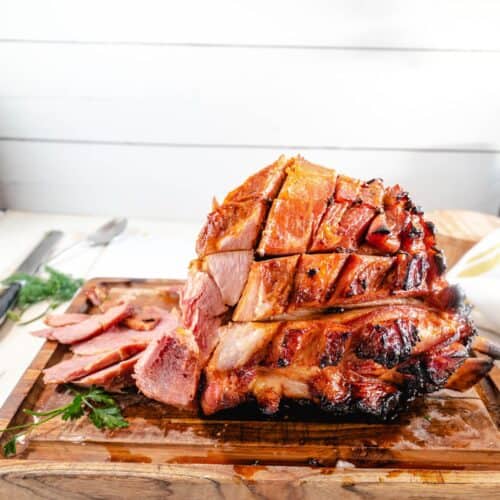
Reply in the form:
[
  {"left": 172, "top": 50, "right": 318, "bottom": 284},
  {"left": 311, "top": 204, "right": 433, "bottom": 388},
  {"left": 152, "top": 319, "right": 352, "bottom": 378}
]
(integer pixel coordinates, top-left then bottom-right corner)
[
  {"left": 3, "top": 266, "right": 83, "bottom": 325},
  {"left": 0, "top": 386, "right": 128, "bottom": 457},
  {"left": 423, "top": 414, "right": 432, "bottom": 422}
]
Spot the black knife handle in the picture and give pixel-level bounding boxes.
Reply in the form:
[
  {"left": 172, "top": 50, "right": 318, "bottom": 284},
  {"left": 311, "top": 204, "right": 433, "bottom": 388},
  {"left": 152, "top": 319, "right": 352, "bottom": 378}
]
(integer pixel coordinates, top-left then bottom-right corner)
[{"left": 0, "top": 282, "right": 22, "bottom": 324}]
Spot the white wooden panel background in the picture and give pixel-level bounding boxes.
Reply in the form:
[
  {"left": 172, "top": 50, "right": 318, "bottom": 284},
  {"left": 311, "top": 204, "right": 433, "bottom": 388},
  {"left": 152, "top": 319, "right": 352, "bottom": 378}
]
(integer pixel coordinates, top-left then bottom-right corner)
[{"left": 1, "top": 1, "right": 499, "bottom": 222}]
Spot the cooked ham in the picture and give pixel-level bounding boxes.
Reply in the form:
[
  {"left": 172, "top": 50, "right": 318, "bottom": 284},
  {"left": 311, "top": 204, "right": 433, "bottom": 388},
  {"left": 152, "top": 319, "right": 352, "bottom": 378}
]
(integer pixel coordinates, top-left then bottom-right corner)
[
  {"left": 181, "top": 268, "right": 228, "bottom": 363},
  {"left": 43, "top": 344, "right": 142, "bottom": 384},
  {"left": 233, "top": 255, "right": 299, "bottom": 321},
  {"left": 202, "top": 306, "right": 475, "bottom": 416},
  {"left": 196, "top": 156, "right": 288, "bottom": 256},
  {"left": 123, "top": 305, "right": 165, "bottom": 331},
  {"left": 208, "top": 322, "right": 279, "bottom": 372},
  {"left": 182, "top": 269, "right": 227, "bottom": 326},
  {"left": 189, "top": 156, "right": 489, "bottom": 418},
  {"left": 74, "top": 353, "right": 142, "bottom": 391},
  {"left": 31, "top": 328, "right": 56, "bottom": 340},
  {"left": 38, "top": 156, "right": 492, "bottom": 421},
  {"left": 134, "top": 325, "right": 199, "bottom": 409},
  {"left": 44, "top": 313, "right": 89, "bottom": 327},
  {"left": 257, "top": 159, "right": 336, "bottom": 256},
  {"left": 70, "top": 310, "right": 178, "bottom": 356},
  {"left": 70, "top": 328, "right": 155, "bottom": 356},
  {"left": 48, "top": 303, "right": 133, "bottom": 344},
  {"left": 204, "top": 250, "right": 253, "bottom": 306},
  {"left": 85, "top": 285, "right": 108, "bottom": 307}
]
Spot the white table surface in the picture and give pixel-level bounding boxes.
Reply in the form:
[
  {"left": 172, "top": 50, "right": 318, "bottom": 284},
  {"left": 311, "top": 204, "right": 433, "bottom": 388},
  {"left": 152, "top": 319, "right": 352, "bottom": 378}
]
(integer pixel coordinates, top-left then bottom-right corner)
[{"left": 0, "top": 210, "right": 200, "bottom": 408}]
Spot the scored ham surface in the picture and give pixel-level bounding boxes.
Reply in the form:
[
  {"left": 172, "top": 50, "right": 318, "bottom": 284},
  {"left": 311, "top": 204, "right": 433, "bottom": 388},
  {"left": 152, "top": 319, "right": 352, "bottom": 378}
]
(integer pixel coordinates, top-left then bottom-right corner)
[{"left": 179, "top": 155, "right": 491, "bottom": 418}]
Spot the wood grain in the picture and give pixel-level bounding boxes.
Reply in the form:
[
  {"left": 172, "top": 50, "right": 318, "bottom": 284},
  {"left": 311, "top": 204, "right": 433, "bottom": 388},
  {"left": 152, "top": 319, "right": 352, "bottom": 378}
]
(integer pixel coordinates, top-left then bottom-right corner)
[
  {"left": 1, "top": 462, "right": 500, "bottom": 500},
  {"left": 0, "top": 212, "right": 498, "bottom": 497}
]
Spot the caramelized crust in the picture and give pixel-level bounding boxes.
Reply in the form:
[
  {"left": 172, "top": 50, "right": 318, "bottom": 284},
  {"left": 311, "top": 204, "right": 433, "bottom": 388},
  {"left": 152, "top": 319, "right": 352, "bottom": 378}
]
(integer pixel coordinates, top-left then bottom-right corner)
[
  {"left": 257, "top": 158, "right": 336, "bottom": 256},
  {"left": 233, "top": 255, "right": 300, "bottom": 321},
  {"left": 289, "top": 253, "right": 349, "bottom": 310},
  {"left": 332, "top": 254, "right": 395, "bottom": 300},
  {"left": 257, "top": 199, "right": 314, "bottom": 256},
  {"left": 202, "top": 305, "right": 476, "bottom": 417},
  {"left": 196, "top": 200, "right": 268, "bottom": 256},
  {"left": 224, "top": 155, "right": 288, "bottom": 203}
]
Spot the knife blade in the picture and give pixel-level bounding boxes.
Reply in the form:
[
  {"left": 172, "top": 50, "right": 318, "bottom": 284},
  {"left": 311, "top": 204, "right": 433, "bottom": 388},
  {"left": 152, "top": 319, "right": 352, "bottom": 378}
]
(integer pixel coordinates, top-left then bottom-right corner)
[{"left": 0, "top": 230, "right": 63, "bottom": 325}]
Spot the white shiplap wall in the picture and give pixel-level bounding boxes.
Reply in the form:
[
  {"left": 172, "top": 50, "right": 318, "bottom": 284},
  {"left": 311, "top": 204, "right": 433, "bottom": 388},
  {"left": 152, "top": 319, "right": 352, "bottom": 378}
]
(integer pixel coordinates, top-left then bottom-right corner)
[{"left": 1, "top": 1, "right": 499, "bottom": 222}]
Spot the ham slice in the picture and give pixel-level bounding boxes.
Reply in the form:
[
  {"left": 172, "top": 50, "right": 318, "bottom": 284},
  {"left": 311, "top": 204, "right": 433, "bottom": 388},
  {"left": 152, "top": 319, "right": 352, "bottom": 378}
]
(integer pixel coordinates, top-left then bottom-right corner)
[
  {"left": 43, "top": 344, "right": 142, "bottom": 384},
  {"left": 31, "top": 328, "right": 56, "bottom": 340},
  {"left": 134, "top": 325, "right": 200, "bottom": 409},
  {"left": 70, "top": 328, "right": 155, "bottom": 356},
  {"left": 44, "top": 313, "right": 89, "bottom": 327},
  {"left": 48, "top": 303, "right": 133, "bottom": 344},
  {"left": 71, "top": 310, "right": 178, "bottom": 356},
  {"left": 74, "top": 353, "right": 142, "bottom": 391},
  {"left": 181, "top": 268, "right": 228, "bottom": 363}
]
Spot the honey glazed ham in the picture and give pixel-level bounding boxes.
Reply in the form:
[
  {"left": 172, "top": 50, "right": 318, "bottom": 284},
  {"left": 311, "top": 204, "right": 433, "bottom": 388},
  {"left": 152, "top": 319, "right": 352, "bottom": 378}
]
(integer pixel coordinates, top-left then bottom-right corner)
[
  {"left": 39, "top": 155, "right": 495, "bottom": 420},
  {"left": 180, "top": 155, "right": 492, "bottom": 419}
]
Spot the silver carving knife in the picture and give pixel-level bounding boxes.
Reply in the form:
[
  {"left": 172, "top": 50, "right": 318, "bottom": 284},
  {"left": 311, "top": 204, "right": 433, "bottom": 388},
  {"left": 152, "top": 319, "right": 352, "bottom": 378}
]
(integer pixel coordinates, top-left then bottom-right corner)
[{"left": 0, "top": 231, "right": 63, "bottom": 325}]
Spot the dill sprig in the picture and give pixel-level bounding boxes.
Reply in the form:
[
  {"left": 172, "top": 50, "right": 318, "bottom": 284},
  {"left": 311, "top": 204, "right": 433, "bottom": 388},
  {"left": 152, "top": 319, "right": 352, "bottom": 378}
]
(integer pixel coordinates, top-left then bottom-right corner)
[{"left": 3, "top": 266, "right": 83, "bottom": 325}]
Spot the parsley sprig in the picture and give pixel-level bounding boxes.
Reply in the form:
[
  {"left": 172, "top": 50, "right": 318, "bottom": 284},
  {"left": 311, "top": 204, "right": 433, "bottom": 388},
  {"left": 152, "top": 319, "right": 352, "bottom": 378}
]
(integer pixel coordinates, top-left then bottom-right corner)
[
  {"left": 3, "top": 266, "right": 83, "bottom": 325},
  {"left": 0, "top": 386, "right": 128, "bottom": 457}
]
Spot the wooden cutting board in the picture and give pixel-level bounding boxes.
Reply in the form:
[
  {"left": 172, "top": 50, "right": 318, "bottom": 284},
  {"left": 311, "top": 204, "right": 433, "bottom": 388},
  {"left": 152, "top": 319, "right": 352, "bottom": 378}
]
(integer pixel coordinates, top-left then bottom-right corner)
[{"left": 0, "top": 210, "right": 499, "bottom": 499}]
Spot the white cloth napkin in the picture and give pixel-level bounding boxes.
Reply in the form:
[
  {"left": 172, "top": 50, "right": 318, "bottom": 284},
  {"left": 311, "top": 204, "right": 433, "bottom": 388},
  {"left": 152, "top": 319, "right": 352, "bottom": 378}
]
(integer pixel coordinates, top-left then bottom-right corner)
[
  {"left": 89, "top": 234, "right": 195, "bottom": 280},
  {"left": 447, "top": 228, "right": 500, "bottom": 336}
]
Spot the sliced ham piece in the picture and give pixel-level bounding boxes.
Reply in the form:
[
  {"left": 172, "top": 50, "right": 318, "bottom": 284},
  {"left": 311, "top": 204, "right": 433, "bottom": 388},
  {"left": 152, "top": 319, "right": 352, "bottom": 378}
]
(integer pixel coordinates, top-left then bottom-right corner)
[
  {"left": 43, "top": 344, "right": 142, "bottom": 384},
  {"left": 74, "top": 353, "right": 142, "bottom": 391},
  {"left": 70, "top": 328, "right": 155, "bottom": 356},
  {"left": 182, "top": 270, "right": 227, "bottom": 327},
  {"left": 49, "top": 303, "right": 133, "bottom": 344},
  {"left": 70, "top": 310, "right": 178, "bottom": 356},
  {"left": 44, "top": 313, "right": 89, "bottom": 328},
  {"left": 134, "top": 325, "right": 200, "bottom": 409},
  {"left": 31, "top": 328, "right": 57, "bottom": 340},
  {"left": 181, "top": 268, "right": 228, "bottom": 363}
]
